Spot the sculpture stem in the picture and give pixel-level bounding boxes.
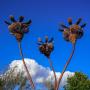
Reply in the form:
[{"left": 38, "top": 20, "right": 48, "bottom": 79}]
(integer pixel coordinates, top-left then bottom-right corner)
[
  {"left": 56, "top": 43, "right": 76, "bottom": 90},
  {"left": 48, "top": 57, "right": 57, "bottom": 90},
  {"left": 18, "top": 41, "right": 35, "bottom": 90}
]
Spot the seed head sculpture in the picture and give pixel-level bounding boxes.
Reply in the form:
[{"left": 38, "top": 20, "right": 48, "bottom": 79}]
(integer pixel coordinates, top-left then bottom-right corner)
[
  {"left": 5, "top": 15, "right": 31, "bottom": 42},
  {"left": 38, "top": 36, "right": 54, "bottom": 58},
  {"left": 59, "top": 18, "right": 86, "bottom": 44},
  {"left": 38, "top": 36, "right": 57, "bottom": 90},
  {"left": 57, "top": 18, "right": 86, "bottom": 90},
  {"left": 5, "top": 15, "right": 35, "bottom": 90}
]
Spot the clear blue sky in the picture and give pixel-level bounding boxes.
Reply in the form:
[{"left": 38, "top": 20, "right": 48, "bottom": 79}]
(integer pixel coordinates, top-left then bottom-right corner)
[{"left": 0, "top": 0, "right": 90, "bottom": 77}]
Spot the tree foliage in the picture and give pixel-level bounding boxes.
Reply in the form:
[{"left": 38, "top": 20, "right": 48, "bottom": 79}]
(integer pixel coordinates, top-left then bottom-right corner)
[
  {"left": 0, "top": 67, "right": 32, "bottom": 90},
  {"left": 64, "top": 72, "right": 90, "bottom": 90}
]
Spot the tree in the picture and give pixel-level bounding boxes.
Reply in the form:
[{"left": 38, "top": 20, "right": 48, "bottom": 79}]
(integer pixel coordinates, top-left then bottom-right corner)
[
  {"left": 0, "top": 67, "right": 32, "bottom": 90},
  {"left": 64, "top": 72, "right": 90, "bottom": 90}
]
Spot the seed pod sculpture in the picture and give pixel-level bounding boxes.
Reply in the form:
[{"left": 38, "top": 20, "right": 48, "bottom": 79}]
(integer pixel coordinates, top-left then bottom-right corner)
[
  {"left": 59, "top": 18, "right": 86, "bottom": 44},
  {"left": 57, "top": 18, "right": 86, "bottom": 90},
  {"left": 5, "top": 15, "right": 31, "bottom": 42},
  {"left": 38, "top": 36, "right": 57, "bottom": 90},
  {"left": 5, "top": 15, "right": 35, "bottom": 90}
]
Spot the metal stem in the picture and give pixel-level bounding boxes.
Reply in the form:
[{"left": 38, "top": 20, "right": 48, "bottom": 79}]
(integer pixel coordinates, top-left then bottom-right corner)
[
  {"left": 56, "top": 43, "right": 76, "bottom": 90},
  {"left": 18, "top": 41, "right": 35, "bottom": 90}
]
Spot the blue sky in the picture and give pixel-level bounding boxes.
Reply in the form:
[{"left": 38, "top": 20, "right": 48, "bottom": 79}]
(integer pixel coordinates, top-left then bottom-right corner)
[{"left": 0, "top": 0, "right": 90, "bottom": 77}]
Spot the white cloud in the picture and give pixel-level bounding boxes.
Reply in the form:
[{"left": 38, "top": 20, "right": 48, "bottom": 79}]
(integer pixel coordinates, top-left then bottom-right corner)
[{"left": 6, "top": 58, "right": 74, "bottom": 89}]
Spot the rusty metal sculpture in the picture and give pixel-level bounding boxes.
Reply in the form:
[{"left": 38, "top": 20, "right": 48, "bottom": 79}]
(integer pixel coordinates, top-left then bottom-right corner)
[
  {"left": 5, "top": 15, "right": 35, "bottom": 90},
  {"left": 57, "top": 18, "right": 86, "bottom": 90},
  {"left": 37, "top": 36, "right": 57, "bottom": 90},
  {"left": 4, "top": 16, "right": 87, "bottom": 90}
]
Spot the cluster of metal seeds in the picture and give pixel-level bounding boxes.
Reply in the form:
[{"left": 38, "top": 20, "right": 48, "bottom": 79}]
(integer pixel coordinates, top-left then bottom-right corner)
[
  {"left": 38, "top": 36, "right": 54, "bottom": 57},
  {"left": 5, "top": 16, "right": 32, "bottom": 42},
  {"left": 60, "top": 18, "right": 86, "bottom": 44}
]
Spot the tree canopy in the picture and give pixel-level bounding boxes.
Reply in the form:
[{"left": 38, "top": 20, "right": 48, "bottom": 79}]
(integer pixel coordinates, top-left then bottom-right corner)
[{"left": 64, "top": 72, "right": 90, "bottom": 90}]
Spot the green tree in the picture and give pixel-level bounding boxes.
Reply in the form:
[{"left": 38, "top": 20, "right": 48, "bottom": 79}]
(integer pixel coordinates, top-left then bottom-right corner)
[{"left": 64, "top": 72, "right": 90, "bottom": 90}]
